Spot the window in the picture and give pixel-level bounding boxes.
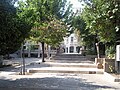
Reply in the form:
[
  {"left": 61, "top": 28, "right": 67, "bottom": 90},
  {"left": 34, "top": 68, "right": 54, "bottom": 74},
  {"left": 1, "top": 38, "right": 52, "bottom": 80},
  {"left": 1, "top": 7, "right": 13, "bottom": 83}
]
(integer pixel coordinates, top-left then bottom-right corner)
[
  {"left": 67, "top": 38, "right": 68, "bottom": 43},
  {"left": 71, "top": 37, "right": 73, "bottom": 42}
]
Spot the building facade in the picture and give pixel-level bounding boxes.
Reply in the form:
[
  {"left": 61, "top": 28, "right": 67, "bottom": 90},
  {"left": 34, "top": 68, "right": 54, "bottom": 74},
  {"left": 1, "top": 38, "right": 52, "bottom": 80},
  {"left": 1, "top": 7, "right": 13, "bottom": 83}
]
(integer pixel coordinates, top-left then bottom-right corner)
[
  {"left": 62, "top": 33, "right": 82, "bottom": 53},
  {"left": 21, "top": 41, "right": 57, "bottom": 58},
  {"left": 20, "top": 33, "right": 83, "bottom": 57}
]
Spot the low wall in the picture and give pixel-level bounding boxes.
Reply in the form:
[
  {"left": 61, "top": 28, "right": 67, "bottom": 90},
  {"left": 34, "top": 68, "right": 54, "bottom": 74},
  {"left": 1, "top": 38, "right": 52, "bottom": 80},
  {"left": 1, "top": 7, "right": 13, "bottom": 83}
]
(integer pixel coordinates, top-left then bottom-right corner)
[
  {"left": 95, "top": 58, "right": 115, "bottom": 73},
  {"left": 104, "top": 59, "right": 115, "bottom": 73}
]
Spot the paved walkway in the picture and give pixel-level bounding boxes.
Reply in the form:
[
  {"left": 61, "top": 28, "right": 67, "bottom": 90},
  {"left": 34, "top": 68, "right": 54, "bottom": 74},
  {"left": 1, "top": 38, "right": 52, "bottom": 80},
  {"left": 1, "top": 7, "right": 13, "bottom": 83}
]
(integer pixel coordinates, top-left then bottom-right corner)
[
  {"left": 0, "top": 58, "right": 120, "bottom": 90},
  {"left": 0, "top": 72, "right": 120, "bottom": 90}
]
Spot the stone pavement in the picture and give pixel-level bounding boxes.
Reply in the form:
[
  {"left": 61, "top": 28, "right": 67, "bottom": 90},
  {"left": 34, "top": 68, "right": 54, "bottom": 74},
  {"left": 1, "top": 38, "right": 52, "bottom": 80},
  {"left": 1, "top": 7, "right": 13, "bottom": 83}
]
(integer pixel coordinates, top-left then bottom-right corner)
[
  {"left": 0, "top": 57, "right": 120, "bottom": 90},
  {"left": 27, "top": 64, "right": 104, "bottom": 74},
  {"left": 0, "top": 72, "right": 120, "bottom": 90}
]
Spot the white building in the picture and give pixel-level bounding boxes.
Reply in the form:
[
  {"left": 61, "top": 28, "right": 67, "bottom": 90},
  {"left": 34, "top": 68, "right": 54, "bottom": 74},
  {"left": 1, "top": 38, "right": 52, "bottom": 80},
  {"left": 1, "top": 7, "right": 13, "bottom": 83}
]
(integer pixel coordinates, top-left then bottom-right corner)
[
  {"left": 21, "top": 41, "right": 57, "bottom": 58},
  {"left": 63, "top": 33, "right": 82, "bottom": 53},
  {"left": 20, "top": 32, "right": 83, "bottom": 57}
]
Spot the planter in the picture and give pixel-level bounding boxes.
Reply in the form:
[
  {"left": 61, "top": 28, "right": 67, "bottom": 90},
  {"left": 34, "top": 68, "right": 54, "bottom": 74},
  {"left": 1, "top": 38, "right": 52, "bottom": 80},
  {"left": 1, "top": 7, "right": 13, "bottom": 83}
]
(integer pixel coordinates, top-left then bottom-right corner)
[
  {"left": 95, "top": 58, "right": 105, "bottom": 69},
  {"left": 95, "top": 58, "right": 115, "bottom": 72},
  {"left": 104, "top": 59, "right": 115, "bottom": 73},
  {"left": 95, "top": 58, "right": 105, "bottom": 64}
]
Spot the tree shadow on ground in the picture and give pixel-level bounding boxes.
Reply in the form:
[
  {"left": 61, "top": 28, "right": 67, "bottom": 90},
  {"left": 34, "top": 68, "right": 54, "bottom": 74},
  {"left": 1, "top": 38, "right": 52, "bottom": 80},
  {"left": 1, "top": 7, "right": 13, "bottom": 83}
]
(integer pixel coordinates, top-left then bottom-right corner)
[
  {"left": 0, "top": 61, "right": 51, "bottom": 73},
  {"left": 0, "top": 76, "right": 117, "bottom": 90}
]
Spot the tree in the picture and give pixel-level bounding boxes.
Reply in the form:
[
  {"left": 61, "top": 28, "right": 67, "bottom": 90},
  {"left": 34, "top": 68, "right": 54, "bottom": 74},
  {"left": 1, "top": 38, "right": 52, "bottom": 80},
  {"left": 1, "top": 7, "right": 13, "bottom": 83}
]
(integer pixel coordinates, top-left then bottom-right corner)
[
  {"left": 18, "top": 0, "right": 73, "bottom": 62},
  {"left": 0, "top": 0, "right": 32, "bottom": 56},
  {"left": 81, "top": 0, "right": 119, "bottom": 42},
  {"left": 72, "top": 15, "right": 97, "bottom": 55},
  {"left": 80, "top": 0, "right": 120, "bottom": 58},
  {"left": 30, "top": 18, "right": 67, "bottom": 61}
]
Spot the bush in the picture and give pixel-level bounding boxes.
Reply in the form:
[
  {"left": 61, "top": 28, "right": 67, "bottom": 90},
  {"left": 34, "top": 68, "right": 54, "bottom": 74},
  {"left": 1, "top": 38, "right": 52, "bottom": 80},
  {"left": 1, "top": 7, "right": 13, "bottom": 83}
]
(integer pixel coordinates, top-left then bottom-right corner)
[
  {"left": 86, "top": 49, "right": 97, "bottom": 55},
  {"left": 105, "top": 46, "right": 115, "bottom": 59}
]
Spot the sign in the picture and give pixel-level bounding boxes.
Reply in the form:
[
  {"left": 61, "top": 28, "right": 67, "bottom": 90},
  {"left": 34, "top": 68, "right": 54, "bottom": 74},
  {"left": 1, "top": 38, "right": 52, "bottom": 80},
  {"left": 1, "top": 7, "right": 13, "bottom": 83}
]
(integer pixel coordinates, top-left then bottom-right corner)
[{"left": 116, "top": 45, "right": 120, "bottom": 61}]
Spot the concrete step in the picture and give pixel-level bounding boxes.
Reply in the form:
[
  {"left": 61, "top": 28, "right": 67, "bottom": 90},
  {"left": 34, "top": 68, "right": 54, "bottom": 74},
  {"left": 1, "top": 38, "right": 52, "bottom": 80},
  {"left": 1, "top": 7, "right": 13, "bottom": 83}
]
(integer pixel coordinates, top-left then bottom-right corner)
[
  {"left": 56, "top": 53, "right": 83, "bottom": 56},
  {"left": 52, "top": 57, "right": 87, "bottom": 60},
  {"left": 51, "top": 54, "right": 89, "bottom": 62},
  {"left": 53, "top": 56, "right": 85, "bottom": 58},
  {"left": 53, "top": 56, "right": 86, "bottom": 58},
  {"left": 52, "top": 54, "right": 97, "bottom": 61},
  {"left": 47, "top": 59, "right": 94, "bottom": 64},
  {"left": 27, "top": 67, "right": 103, "bottom": 74},
  {"left": 44, "top": 62, "right": 97, "bottom": 68},
  {"left": 53, "top": 54, "right": 83, "bottom": 57}
]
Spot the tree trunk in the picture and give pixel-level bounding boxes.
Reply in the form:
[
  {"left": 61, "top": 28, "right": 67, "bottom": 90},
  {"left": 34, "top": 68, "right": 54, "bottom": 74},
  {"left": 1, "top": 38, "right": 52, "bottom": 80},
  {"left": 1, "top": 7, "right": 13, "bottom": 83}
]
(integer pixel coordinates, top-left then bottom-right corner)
[
  {"left": 21, "top": 43, "right": 25, "bottom": 75},
  {"left": 7, "top": 53, "right": 10, "bottom": 59},
  {"left": 22, "top": 45, "right": 25, "bottom": 75},
  {"left": 47, "top": 45, "right": 50, "bottom": 59},
  {"left": 41, "top": 42, "right": 45, "bottom": 62}
]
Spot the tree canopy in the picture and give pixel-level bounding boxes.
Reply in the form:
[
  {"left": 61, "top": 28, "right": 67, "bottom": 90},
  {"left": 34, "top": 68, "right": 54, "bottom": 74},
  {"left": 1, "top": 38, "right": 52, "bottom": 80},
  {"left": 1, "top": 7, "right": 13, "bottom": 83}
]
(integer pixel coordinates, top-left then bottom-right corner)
[
  {"left": 74, "top": 0, "right": 120, "bottom": 57},
  {"left": 17, "top": 0, "right": 74, "bottom": 61},
  {"left": 17, "top": 0, "right": 74, "bottom": 46},
  {"left": 81, "top": 0, "right": 119, "bottom": 43},
  {"left": 0, "top": 0, "right": 32, "bottom": 56}
]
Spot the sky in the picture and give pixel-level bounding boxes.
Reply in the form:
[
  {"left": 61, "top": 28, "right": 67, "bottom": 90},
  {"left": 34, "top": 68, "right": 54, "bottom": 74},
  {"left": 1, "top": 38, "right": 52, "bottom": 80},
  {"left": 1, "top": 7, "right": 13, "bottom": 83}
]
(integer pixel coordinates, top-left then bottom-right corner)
[
  {"left": 68, "top": 0, "right": 85, "bottom": 12},
  {"left": 15, "top": 0, "right": 85, "bottom": 12}
]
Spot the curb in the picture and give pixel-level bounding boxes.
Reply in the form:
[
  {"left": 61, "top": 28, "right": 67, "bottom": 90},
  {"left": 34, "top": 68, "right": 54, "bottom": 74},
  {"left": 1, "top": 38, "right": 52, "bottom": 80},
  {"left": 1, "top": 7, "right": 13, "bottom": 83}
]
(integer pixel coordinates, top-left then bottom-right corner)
[
  {"left": 27, "top": 67, "right": 104, "bottom": 74},
  {"left": 104, "top": 72, "right": 120, "bottom": 82},
  {"left": 43, "top": 62, "right": 97, "bottom": 68}
]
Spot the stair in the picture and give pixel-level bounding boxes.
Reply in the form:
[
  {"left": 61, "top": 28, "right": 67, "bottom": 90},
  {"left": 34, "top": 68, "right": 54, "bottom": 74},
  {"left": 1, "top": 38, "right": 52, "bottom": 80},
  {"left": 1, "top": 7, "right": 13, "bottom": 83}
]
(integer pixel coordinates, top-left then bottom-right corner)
[
  {"left": 28, "top": 67, "right": 103, "bottom": 74},
  {"left": 27, "top": 54, "right": 103, "bottom": 74},
  {"left": 43, "top": 62, "right": 96, "bottom": 68},
  {"left": 27, "top": 62, "right": 104, "bottom": 74},
  {"left": 50, "top": 53, "right": 94, "bottom": 63},
  {"left": 52, "top": 54, "right": 85, "bottom": 60}
]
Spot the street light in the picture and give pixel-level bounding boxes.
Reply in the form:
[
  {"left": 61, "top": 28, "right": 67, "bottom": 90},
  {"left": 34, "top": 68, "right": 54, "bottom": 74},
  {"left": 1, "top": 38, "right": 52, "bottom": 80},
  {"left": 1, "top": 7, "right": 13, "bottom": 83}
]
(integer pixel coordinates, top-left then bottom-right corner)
[{"left": 96, "top": 42, "right": 100, "bottom": 58}]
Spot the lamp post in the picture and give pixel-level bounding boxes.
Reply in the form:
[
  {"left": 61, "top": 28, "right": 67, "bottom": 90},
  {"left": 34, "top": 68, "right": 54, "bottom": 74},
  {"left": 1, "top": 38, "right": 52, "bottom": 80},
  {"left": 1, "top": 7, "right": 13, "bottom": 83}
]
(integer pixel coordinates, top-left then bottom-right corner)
[
  {"left": 96, "top": 42, "right": 100, "bottom": 58},
  {"left": 95, "top": 30, "right": 100, "bottom": 58}
]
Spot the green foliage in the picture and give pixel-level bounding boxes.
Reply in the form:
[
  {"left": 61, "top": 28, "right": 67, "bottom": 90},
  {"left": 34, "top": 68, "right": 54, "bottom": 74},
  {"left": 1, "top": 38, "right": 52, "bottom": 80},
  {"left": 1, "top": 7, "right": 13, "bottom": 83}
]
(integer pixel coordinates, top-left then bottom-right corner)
[
  {"left": 81, "top": 0, "right": 119, "bottom": 43},
  {"left": 76, "top": 0, "right": 120, "bottom": 57},
  {"left": 50, "top": 0, "right": 73, "bottom": 20},
  {"left": 0, "top": 0, "right": 32, "bottom": 55},
  {"left": 86, "top": 49, "right": 97, "bottom": 55},
  {"left": 72, "top": 0, "right": 119, "bottom": 56},
  {"left": 72, "top": 15, "right": 96, "bottom": 52},
  {"left": 30, "top": 17, "right": 67, "bottom": 47},
  {"left": 105, "top": 44, "right": 115, "bottom": 59},
  {"left": 72, "top": 16, "right": 86, "bottom": 34},
  {"left": 18, "top": 0, "right": 73, "bottom": 46}
]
